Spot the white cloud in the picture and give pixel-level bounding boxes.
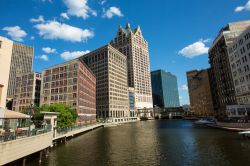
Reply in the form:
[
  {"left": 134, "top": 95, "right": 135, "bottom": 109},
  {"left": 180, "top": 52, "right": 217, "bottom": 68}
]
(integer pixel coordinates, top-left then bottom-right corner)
[
  {"left": 37, "top": 55, "right": 49, "bottom": 61},
  {"left": 103, "top": 6, "right": 123, "bottom": 18},
  {"left": 179, "top": 84, "right": 188, "bottom": 91},
  {"left": 2, "top": 26, "right": 27, "bottom": 42},
  {"left": 63, "top": 0, "right": 97, "bottom": 19},
  {"left": 42, "top": 47, "right": 57, "bottom": 54},
  {"left": 178, "top": 39, "right": 209, "bottom": 58},
  {"left": 235, "top": 0, "right": 250, "bottom": 12},
  {"left": 30, "top": 15, "right": 45, "bottom": 23},
  {"left": 60, "top": 50, "right": 90, "bottom": 60},
  {"left": 30, "top": 36, "right": 35, "bottom": 40},
  {"left": 99, "top": 0, "right": 106, "bottom": 5},
  {"left": 60, "top": 13, "right": 70, "bottom": 20},
  {"left": 34, "top": 20, "right": 94, "bottom": 42}
]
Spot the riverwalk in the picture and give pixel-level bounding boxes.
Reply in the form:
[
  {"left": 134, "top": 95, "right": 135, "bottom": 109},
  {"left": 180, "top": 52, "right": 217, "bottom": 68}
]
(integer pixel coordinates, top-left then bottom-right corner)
[
  {"left": 54, "top": 123, "right": 104, "bottom": 141},
  {"left": 206, "top": 122, "right": 250, "bottom": 131},
  {"left": 0, "top": 117, "right": 139, "bottom": 165}
]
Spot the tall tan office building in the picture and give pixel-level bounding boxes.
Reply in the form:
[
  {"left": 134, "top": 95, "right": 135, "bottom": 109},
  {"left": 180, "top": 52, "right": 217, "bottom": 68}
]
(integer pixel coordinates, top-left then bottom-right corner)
[
  {"left": 0, "top": 36, "right": 13, "bottom": 108},
  {"left": 187, "top": 69, "right": 214, "bottom": 116},
  {"left": 209, "top": 20, "right": 250, "bottom": 115},
  {"left": 12, "top": 72, "right": 41, "bottom": 112},
  {"left": 80, "top": 44, "right": 129, "bottom": 118},
  {"left": 7, "top": 42, "right": 33, "bottom": 99},
  {"left": 110, "top": 24, "right": 153, "bottom": 110}
]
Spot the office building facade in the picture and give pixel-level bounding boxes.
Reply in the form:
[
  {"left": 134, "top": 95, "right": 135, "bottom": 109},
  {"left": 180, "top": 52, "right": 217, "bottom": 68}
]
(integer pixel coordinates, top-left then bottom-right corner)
[
  {"left": 40, "top": 59, "right": 96, "bottom": 124},
  {"left": 208, "top": 21, "right": 250, "bottom": 115},
  {"left": 12, "top": 72, "right": 41, "bottom": 112},
  {"left": 110, "top": 24, "right": 153, "bottom": 110},
  {"left": 7, "top": 42, "right": 33, "bottom": 99},
  {"left": 228, "top": 26, "right": 250, "bottom": 104},
  {"left": 0, "top": 36, "right": 13, "bottom": 108},
  {"left": 81, "top": 45, "right": 129, "bottom": 119},
  {"left": 128, "top": 87, "right": 135, "bottom": 117},
  {"left": 187, "top": 69, "right": 214, "bottom": 116},
  {"left": 151, "top": 70, "right": 180, "bottom": 108}
]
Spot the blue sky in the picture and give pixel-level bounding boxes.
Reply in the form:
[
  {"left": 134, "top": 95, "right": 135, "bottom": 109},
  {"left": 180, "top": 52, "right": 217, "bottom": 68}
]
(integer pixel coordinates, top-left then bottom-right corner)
[{"left": 1, "top": 0, "right": 250, "bottom": 105}]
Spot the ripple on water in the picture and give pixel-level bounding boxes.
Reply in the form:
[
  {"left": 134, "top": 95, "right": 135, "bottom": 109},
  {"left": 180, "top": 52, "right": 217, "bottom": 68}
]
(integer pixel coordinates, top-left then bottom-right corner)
[{"left": 27, "top": 120, "right": 250, "bottom": 166}]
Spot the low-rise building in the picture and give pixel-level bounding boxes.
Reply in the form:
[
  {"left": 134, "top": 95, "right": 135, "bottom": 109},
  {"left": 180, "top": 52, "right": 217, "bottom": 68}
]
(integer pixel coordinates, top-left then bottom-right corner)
[
  {"left": 12, "top": 72, "right": 41, "bottom": 112},
  {"left": 187, "top": 69, "right": 214, "bottom": 116},
  {"left": 40, "top": 59, "right": 96, "bottom": 124}
]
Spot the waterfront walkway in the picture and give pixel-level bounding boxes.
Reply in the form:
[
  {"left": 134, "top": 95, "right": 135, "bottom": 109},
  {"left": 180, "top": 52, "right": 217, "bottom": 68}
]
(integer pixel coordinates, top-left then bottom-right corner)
[
  {"left": 0, "top": 118, "right": 139, "bottom": 165},
  {"left": 0, "top": 131, "right": 53, "bottom": 166},
  {"left": 54, "top": 123, "right": 104, "bottom": 141},
  {"left": 207, "top": 122, "right": 250, "bottom": 131}
]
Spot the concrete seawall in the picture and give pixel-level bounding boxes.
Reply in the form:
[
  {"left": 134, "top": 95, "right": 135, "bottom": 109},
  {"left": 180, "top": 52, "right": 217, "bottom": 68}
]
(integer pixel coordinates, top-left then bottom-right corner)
[{"left": 0, "top": 131, "right": 53, "bottom": 165}]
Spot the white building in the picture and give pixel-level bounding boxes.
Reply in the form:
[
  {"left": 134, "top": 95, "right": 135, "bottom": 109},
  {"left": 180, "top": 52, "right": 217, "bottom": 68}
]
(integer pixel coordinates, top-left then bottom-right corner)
[{"left": 228, "top": 26, "right": 250, "bottom": 104}]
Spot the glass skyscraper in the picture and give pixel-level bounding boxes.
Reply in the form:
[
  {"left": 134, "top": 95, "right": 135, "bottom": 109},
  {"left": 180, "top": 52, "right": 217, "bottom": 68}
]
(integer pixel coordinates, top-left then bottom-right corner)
[{"left": 151, "top": 70, "right": 180, "bottom": 108}]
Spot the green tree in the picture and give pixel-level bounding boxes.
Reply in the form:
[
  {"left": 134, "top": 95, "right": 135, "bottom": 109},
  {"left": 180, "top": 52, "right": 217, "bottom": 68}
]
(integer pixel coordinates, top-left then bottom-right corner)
[{"left": 42, "top": 103, "right": 77, "bottom": 128}]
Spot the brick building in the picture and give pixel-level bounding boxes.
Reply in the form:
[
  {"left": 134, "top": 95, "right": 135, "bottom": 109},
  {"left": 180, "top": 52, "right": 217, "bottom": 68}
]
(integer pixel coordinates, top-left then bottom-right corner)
[
  {"left": 187, "top": 69, "right": 214, "bottom": 116},
  {"left": 40, "top": 59, "right": 96, "bottom": 124},
  {"left": 12, "top": 72, "right": 41, "bottom": 112}
]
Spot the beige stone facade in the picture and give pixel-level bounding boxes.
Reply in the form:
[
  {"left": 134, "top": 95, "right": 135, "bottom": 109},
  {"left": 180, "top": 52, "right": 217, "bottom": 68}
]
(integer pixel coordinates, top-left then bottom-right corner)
[
  {"left": 187, "top": 69, "right": 214, "bottom": 116},
  {"left": 12, "top": 72, "right": 41, "bottom": 112},
  {"left": 209, "top": 20, "right": 250, "bottom": 114},
  {"left": 81, "top": 44, "right": 129, "bottom": 118},
  {"left": 7, "top": 42, "right": 33, "bottom": 99},
  {"left": 228, "top": 26, "right": 250, "bottom": 104},
  {"left": 110, "top": 24, "right": 153, "bottom": 110},
  {"left": 40, "top": 59, "right": 96, "bottom": 124},
  {"left": 0, "top": 36, "right": 13, "bottom": 108}
]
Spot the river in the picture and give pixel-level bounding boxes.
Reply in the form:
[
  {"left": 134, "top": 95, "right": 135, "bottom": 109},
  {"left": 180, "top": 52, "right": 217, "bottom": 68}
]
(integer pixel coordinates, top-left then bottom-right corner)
[{"left": 27, "top": 120, "right": 250, "bottom": 166}]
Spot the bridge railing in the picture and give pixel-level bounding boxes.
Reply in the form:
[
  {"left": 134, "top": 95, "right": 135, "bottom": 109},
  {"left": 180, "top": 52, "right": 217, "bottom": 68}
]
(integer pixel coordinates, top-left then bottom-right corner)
[
  {"left": 0, "top": 124, "right": 52, "bottom": 143},
  {"left": 56, "top": 123, "right": 98, "bottom": 137}
]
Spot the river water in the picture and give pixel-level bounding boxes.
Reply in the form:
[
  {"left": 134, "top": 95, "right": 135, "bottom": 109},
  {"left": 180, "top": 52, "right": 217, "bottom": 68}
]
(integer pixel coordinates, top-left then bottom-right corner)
[{"left": 27, "top": 120, "right": 250, "bottom": 166}]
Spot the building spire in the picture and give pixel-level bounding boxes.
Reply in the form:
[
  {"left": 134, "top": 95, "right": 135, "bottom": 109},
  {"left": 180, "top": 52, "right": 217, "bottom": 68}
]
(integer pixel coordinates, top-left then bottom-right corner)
[{"left": 126, "top": 23, "right": 131, "bottom": 29}]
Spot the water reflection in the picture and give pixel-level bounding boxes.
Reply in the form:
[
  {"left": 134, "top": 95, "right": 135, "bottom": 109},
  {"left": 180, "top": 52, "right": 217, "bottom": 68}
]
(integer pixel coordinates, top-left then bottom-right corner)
[{"left": 27, "top": 120, "right": 250, "bottom": 166}]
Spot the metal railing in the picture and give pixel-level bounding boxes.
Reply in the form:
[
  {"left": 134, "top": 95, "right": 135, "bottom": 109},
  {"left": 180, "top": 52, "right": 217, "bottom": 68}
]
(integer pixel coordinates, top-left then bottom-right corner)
[
  {"left": 0, "top": 124, "right": 52, "bottom": 143},
  {"left": 56, "top": 123, "right": 98, "bottom": 137}
]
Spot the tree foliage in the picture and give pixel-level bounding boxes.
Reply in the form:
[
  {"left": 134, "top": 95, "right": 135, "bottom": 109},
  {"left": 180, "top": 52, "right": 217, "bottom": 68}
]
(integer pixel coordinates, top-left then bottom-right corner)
[{"left": 40, "top": 103, "right": 77, "bottom": 128}]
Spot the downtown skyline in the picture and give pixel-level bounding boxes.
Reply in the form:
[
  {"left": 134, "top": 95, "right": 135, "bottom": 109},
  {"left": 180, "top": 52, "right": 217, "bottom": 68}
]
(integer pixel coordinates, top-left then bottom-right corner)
[{"left": 1, "top": 0, "right": 250, "bottom": 105}]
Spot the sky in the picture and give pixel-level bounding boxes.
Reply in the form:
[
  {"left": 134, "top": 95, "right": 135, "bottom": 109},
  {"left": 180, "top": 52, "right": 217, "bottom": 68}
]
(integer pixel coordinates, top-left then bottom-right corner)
[{"left": 1, "top": 0, "right": 250, "bottom": 105}]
